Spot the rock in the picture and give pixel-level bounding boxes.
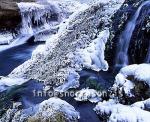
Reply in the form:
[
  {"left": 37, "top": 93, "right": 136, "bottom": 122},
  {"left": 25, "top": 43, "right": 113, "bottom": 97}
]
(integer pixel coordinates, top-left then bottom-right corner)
[
  {"left": 94, "top": 99, "right": 150, "bottom": 122},
  {"left": 0, "top": 0, "right": 35, "bottom": 30},
  {"left": 112, "top": 64, "right": 150, "bottom": 104},
  {"left": 6, "top": 0, "right": 124, "bottom": 92},
  {"left": 105, "top": 0, "right": 150, "bottom": 68},
  {"left": 0, "top": 97, "right": 80, "bottom": 122}
]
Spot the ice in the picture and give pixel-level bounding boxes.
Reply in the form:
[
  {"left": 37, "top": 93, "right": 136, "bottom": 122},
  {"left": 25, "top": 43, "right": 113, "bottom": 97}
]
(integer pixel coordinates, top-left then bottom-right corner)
[
  {"left": 17, "top": 0, "right": 82, "bottom": 35},
  {"left": 0, "top": 33, "right": 13, "bottom": 45},
  {"left": 0, "top": 77, "right": 28, "bottom": 92},
  {"left": 0, "top": 35, "right": 32, "bottom": 52},
  {"left": 75, "top": 88, "right": 101, "bottom": 103},
  {"left": 54, "top": 68, "right": 80, "bottom": 92},
  {"left": 73, "top": 30, "right": 109, "bottom": 72}
]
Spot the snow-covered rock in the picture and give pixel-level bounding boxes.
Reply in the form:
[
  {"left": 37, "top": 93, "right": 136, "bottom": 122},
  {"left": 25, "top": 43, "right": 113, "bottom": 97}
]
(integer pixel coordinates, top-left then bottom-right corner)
[
  {"left": 94, "top": 99, "right": 150, "bottom": 122},
  {"left": 0, "top": 97, "right": 80, "bottom": 122},
  {"left": 3, "top": 0, "right": 125, "bottom": 92},
  {"left": 113, "top": 64, "right": 150, "bottom": 96},
  {"left": 75, "top": 88, "right": 101, "bottom": 103}
]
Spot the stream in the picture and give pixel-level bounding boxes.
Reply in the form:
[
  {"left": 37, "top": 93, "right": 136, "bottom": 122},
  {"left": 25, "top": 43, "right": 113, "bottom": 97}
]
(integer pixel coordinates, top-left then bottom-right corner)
[{"left": 0, "top": 38, "right": 114, "bottom": 122}]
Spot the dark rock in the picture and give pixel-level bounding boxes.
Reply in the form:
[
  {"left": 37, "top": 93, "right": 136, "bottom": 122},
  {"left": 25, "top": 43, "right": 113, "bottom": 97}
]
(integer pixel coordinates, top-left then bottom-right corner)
[
  {"left": 0, "top": 0, "right": 35, "bottom": 30},
  {"left": 104, "top": 0, "right": 150, "bottom": 69}
]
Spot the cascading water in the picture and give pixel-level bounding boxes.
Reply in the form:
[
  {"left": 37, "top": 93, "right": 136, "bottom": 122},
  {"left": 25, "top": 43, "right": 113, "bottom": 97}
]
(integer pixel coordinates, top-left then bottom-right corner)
[
  {"left": 17, "top": 0, "right": 82, "bottom": 35},
  {"left": 146, "top": 44, "right": 150, "bottom": 63},
  {"left": 115, "top": 1, "right": 150, "bottom": 68},
  {"left": 17, "top": 2, "right": 61, "bottom": 35}
]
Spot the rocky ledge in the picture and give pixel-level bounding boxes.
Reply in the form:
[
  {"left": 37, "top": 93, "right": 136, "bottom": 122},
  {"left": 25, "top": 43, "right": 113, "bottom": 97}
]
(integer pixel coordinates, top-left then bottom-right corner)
[{"left": 0, "top": 0, "right": 35, "bottom": 30}]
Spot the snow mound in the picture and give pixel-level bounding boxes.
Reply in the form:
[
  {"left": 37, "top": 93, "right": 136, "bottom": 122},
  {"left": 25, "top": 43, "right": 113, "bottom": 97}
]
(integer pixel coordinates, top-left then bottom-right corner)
[
  {"left": 132, "top": 98, "right": 150, "bottom": 110},
  {"left": 94, "top": 99, "right": 150, "bottom": 122},
  {"left": 36, "top": 97, "right": 80, "bottom": 120},
  {"left": 75, "top": 88, "right": 101, "bottom": 103},
  {"left": 113, "top": 64, "right": 150, "bottom": 96}
]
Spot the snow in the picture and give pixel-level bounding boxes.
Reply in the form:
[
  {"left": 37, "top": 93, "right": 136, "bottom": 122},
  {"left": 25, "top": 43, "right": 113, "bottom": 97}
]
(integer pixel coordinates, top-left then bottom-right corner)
[
  {"left": 94, "top": 99, "right": 150, "bottom": 122},
  {"left": 134, "top": 64, "right": 150, "bottom": 83},
  {"left": 113, "top": 64, "right": 150, "bottom": 96},
  {"left": 3, "top": 0, "right": 125, "bottom": 92},
  {"left": 75, "top": 88, "right": 101, "bottom": 103},
  {"left": 32, "top": 44, "right": 46, "bottom": 59},
  {"left": 54, "top": 68, "right": 80, "bottom": 92},
  {"left": 0, "top": 33, "right": 13, "bottom": 45},
  {"left": 0, "top": 97, "right": 80, "bottom": 121},
  {"left": 132, "top": 98, "right": 150, "bottom": 110},
  {"left": 0, "top": 35, "right": 32, "bottom": 52},
  {"left": 37, "top": 97, "right": 80, "bottom": 120},
  {"left": 0, "top": 77, "right": 28, "bottom": 92}
]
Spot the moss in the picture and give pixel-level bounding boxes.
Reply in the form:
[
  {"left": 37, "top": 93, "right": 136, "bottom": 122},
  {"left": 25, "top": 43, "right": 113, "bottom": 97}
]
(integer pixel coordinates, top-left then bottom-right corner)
[{"left": 85, "top": 78, "right": 102, "bottom": 91}]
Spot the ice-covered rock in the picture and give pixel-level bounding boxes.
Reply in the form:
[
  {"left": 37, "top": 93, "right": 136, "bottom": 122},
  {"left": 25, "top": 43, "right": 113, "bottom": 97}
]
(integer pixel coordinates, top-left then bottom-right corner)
[
  {"left": 0, "top": 97, "right": 80, "bottom": 122},
  {"left": 94, "top": 99, "right": 150, "bottom": 122},
  {"left": 4, "top": 0, "right": 124, "bottom": 92},
  {"left": 74, "top": 88, "right": 101, "bottom": 103},
  {"left": 18, "top": 0, "right": 82, "bottom": 35}
]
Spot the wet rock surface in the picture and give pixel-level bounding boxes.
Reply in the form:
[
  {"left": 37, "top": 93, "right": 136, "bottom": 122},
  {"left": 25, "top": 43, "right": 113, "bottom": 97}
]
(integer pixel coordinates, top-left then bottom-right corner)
[{"left": 105, "top": 0, "right": 150, "bottom": 68}]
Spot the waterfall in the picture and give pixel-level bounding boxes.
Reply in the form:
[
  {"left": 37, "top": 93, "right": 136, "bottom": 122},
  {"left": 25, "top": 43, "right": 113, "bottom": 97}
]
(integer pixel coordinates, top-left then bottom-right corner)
[
  {"left": 146, "top": 44, "right": 150, "bottom": 63},
  {"left": 17, "top": 0, "right": 82, "bottom": 35},
  {"left": 115, "top": 1, "right": 150, "bottom": 68}
]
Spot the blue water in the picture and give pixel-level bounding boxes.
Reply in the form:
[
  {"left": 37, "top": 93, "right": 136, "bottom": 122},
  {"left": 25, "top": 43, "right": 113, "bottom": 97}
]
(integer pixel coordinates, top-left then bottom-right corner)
[{"left": 0, "top": 41, "right": 115, "bottom": 122}]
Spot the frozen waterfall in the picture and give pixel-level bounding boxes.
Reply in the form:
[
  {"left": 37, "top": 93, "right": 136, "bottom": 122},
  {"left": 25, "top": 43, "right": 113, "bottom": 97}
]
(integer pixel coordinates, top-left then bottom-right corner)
[{"left": 17, "top": 0, "right": 82, "bottom": 35}]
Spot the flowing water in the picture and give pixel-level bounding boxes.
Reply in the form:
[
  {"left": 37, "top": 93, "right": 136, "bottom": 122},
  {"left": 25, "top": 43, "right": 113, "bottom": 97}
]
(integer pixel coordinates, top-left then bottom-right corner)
[
  {"left": 0, "top": 0, "right": 150, "bottom": 122},
  {"left": 0, "top": 42, "right": 114, "bottom": 122},
  {"left": 146, "top": 44, "right": 150, "bottom": 63},
  {"left": 115, "top": 1, "right": 150, "bottom": 68}
]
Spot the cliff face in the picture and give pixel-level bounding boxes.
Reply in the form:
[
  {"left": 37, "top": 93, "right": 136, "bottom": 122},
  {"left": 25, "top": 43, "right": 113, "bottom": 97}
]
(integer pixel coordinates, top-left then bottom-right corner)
[{"left": 0, "top": 0, "right": 35, "bottom": 30}]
